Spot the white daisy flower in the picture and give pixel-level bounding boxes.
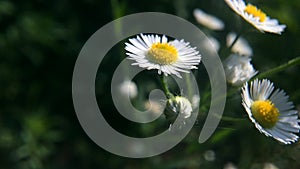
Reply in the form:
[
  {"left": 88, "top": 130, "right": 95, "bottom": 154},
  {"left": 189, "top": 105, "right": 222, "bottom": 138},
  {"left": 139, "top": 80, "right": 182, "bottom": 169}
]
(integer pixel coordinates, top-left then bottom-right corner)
[
  {"left": 225, "top": 0, "right": 286, "bottom": 34},
  {"left": 167, "top": 96, "right": 193, "bottom": 119},
  {"left": 193, "top": 8, "right": 225, "bottom": 30},
  {"left": 242, "top": 79, "right": 300, "bottom": 144},
  {"left": 223, "top": 54, "right": 257, "bottom": 86},
  {"left": 119, "top": 80, "right": 138, "bottom": 98},
  {"left": 125, "top": 34, "right": 201, "bottom": 78},
  {"left": 226, "top": 32, "right": 253, "bottom": 56}
]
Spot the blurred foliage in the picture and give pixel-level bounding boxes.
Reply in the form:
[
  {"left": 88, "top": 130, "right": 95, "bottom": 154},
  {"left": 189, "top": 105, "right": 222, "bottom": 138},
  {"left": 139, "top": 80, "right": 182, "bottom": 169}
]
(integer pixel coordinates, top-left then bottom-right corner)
[{"left": 1, "top": 0, "right": 300, "bottom": 169}]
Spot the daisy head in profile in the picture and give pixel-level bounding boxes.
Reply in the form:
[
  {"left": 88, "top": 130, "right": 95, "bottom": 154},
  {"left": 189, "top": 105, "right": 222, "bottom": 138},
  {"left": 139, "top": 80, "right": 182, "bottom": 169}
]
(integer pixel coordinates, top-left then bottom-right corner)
[
  {"left": 125, "top": 34, "right": 201, "bottom": 78},
  {"left": 225, "top": 0, "right": 286, "bottom": 34},
  {"left": 193, "top": 8, "right": 225, "bottom": 31},
  {"left": 241, "top": 79, "right": 300, "bottom": 144}
]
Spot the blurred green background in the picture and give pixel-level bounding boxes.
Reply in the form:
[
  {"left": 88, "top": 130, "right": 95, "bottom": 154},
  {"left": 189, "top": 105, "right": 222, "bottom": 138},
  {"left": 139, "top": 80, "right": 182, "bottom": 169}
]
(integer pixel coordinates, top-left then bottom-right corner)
[{"left": 1, "top": 0, "right": 300, "bottom": 168}]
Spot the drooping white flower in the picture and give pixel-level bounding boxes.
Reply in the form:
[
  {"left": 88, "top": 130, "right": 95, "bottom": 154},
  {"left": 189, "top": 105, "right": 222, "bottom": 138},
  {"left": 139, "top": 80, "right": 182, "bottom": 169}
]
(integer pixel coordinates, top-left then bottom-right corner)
[
  {"left": 225, "top": 0, "right": 286, "bottom": 34},
  {"left": 119, "top": 80, "right": 138, "bottom": 98},
  {"left": 165, "top": 96, "right": 193, "bottom": 131},
  {"left": 125, "top": 34, "right": 201, "bottom": 78},
  {"left": 223, "top": 54, "right": 257, "bottom": 86},
  {"left": 242, "top": 79, "right": 300, "bottom": 144},
  {"left": 193, "top": 8, "right": 225, "bottom": 30},
  {"left": 227, "top": 32, "right": 253, "bottom": 56},
  {"left": 167, "top": 96, "right": 193, "bottom": 119}
]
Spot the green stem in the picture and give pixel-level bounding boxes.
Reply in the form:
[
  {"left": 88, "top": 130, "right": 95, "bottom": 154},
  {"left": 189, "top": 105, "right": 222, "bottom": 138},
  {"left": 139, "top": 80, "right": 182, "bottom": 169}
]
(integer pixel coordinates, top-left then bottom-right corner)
[
  {"left": 254, "top": 57, "right": 300, "bottom": 79},
  {"left": 161, "top": 75, "right": 174, "bottom": 99},
  {"left": 184, "top": 73, "right": 192, "bottom": 99},
  {"left": 221, "top": 116, "right": 246, "bottom": 122},
  {"left": 226, "top": 85, "right": 242, "bottom": 98},
  {"left": 110, "top": 0, "right": 123, "bottom": 38},
  {"left": 208, "top": 110, "right": 246, "bottom": 122}
]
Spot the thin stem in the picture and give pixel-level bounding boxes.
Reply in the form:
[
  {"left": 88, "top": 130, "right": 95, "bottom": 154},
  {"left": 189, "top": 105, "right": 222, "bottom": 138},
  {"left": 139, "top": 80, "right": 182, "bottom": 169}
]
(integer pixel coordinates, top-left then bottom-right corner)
[
  {"left": 184, "top": 73, "right": 192, "bottom": 99},
  {"left": 228, "top": 30, "right": 243, "bottom": 51},
  {"left": 254, "top": 57, "right": 300, "bottom": 79},
  {"left": 161, "top": 75, "right": 174, "bottom": 99},
  {"left": 226, "top": 85, "right": 242, "bottom": 98},
  {"left": 221, "top": 116, "right": 246, "bottom": 122},
  {"left": 110, "top": 0, "right": 123, "bottom": 38},
  {"left": 110, "top": 0, "right": 123, "bottom": 19},
  {"left": 208, "top": 110, "right": 246, "bottom": 122},
  {"left": 219, "top": 28, "right": 244, "bottom": 59}
]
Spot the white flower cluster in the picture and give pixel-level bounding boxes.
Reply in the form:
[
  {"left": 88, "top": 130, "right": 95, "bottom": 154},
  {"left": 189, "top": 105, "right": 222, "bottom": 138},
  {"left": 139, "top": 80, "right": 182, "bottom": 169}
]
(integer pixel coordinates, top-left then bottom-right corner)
[
  {"left": 122, "top": 0, "right": 299, "bottom": 145},
  {"left": 223, "top": 54, "right": 257, "bottom": 86}
]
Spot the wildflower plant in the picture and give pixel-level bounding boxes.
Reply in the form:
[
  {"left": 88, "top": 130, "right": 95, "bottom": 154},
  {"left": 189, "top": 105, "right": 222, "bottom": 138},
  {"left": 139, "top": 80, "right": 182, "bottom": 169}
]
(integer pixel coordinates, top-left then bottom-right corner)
[
  {"left": 3, "top": 0, "right": 300, "bottom": 169},
  {"left": 124, "top": 33, "right": 201, "bottom": 127},
  {"left": 121, "top": 0, "right": 300, "bottom": 150},
  {"left": 110, "top": 0, "right": 300, "bottom": 167},
  {"left": 75, "top": 0, "right": 300, "bottom": 167}
]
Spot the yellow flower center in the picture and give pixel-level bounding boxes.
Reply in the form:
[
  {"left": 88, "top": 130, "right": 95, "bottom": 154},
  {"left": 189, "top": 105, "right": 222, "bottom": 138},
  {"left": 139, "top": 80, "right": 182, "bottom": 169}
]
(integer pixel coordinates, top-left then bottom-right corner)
[
  {"left": 244, "top": 4, "right": 267, "bottom": 22},
  {"left": 147, "top": 43, "right": 178, "bottom": 64},
  {"left": 251, "top": 100, "right": 279, "bottom": 128}
]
